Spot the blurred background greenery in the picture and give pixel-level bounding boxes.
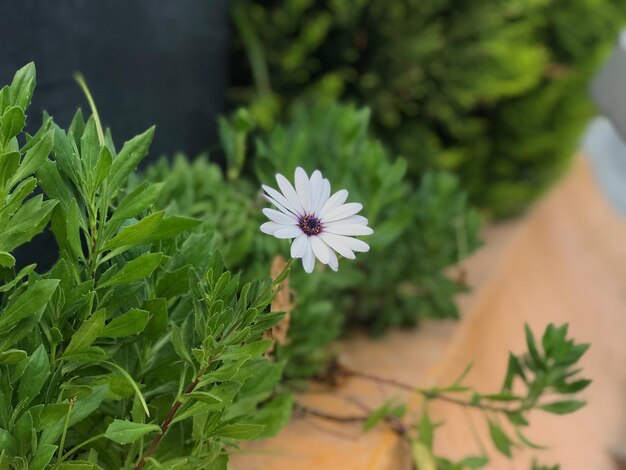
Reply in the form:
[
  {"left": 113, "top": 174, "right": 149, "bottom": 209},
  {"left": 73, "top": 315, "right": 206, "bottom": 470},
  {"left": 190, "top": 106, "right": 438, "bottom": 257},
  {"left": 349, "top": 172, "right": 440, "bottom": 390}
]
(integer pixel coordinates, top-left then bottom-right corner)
[{"left": 229, "top": 0, "right": 626, "bottom": 217}]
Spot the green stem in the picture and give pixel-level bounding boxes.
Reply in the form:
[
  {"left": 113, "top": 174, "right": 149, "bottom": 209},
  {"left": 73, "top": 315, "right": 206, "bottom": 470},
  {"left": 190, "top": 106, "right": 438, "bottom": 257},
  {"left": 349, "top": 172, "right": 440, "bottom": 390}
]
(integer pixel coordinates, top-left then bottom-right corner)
[
  {"left": 231, "top": 2, "right": 272, "bottom": 97},
  {"left": 54, "top": 399, "right": 75, "bottom": 468},
  {"left": 60, "top": 433, "right": 105, "bottom": 462},
  {"left": 74, "top": 73, "right": 105, "bottom": 146}
]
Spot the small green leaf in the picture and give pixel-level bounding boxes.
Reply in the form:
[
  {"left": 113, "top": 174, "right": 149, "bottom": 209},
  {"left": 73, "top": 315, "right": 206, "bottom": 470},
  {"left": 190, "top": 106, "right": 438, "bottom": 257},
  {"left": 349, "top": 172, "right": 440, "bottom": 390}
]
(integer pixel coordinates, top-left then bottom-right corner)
[
  {"left": 98, "top": 253, "right": 163, "bottom": 288},
  {"left": 214, "top": 423, "right": 265, "bottom": 440},
  {"left": 0, "top": 252, "right": 15, "bottom": 268},
  {"left": 0, "top": 349, "right": 26, "bottom": 365},
  {"left": 9, "top": 62, "right": 35, "bottom": 110},
  {"left": 107, "top": 126, "right": 155, "bottom": 190},
  {"left": 0, "top": 279, "right": 59, "bottom": 330},
  {"left": 487, "top": 420, "right": 512, "bottom": 457},
  {"left": 17, "top": 345, "right": 50, "bottom": 405},
  {"left": 29, "top": 443, "right": 58, "bottom": 470},
  {"left": 11, "top": 129, "right": 53, "bottom": 183},
  {"left": 92, "top": 145, "right": 112, "bottom": 191},
  {"left": 102, "top": 309, "right": 150, "bottom": 338},
  {"left": 539, "top": 400, "right": 586, "bottom": 415},
  {"left": 63, "top": 309, "right": 106, "bottom": 355},
  {"left": 39, "top": 403, "right": 71, "bottom": 430},
  {"left": 104, "top": 419, "right": 161, "bottom": 445},
  {"left": 458, "top": 456, "right": 489, "bottom": 468},
  {"left": 1, "top": 106, "right": 25, "bottom": 143},
  {"left": 103, "top": 212, "right": 164, "bottom": 251},
  {"left": 110, "top": 182, "right": 162, "bottom": 222}
]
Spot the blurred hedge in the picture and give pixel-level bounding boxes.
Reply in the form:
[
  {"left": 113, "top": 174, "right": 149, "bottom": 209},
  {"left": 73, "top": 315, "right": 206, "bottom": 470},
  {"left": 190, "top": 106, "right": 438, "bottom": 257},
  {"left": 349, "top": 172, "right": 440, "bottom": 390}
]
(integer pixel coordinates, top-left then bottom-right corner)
[{"left": 230, "top": 0, "right": 626, "bottom": 217}]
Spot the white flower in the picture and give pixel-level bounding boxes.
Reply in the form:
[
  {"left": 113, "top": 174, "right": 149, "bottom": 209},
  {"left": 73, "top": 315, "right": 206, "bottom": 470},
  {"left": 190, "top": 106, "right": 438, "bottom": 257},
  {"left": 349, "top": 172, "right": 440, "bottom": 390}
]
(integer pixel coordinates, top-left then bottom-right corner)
[{"left": 260, "top": 167, "right": 373, "bottom": 273}]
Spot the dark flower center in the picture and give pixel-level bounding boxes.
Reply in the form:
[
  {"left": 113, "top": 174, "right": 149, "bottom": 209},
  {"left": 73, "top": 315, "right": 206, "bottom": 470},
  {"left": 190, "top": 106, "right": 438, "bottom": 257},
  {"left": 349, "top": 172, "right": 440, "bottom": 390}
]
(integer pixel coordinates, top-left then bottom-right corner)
[{"left": 299, "top": 214, "right": 323, "bottom": 236}]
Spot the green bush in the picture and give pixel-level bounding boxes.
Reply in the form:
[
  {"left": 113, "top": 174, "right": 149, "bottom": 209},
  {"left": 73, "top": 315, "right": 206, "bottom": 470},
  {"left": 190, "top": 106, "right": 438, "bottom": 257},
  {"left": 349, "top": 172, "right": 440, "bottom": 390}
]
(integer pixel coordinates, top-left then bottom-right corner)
[
  {"left": 144, "top": 103, "right": 481, "bottom": 377},
  {"left": 0, "top": 64, "right": 289, "bottom": 470},
  {"left": 0, "top": 62, "right": 594, "bottom": 470},
  {"left": 230, "top": 0, "right": 626, "bottom": 216}
]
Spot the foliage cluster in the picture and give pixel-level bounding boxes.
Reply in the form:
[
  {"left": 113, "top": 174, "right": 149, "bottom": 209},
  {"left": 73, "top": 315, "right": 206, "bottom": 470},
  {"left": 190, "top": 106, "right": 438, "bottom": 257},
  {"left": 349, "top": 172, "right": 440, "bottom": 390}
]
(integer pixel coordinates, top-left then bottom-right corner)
[
  {"left": 230, "top": 0, "right": 626, "bottom": 216},
  {"left": 144, "top": 103, "right": 481, "bottom": 376},
  {"left": 0, "top": 64, "right": 290, "bottom": 470},
  {"left": 0, "top": 63, "right": 592, "bottom": 470}
]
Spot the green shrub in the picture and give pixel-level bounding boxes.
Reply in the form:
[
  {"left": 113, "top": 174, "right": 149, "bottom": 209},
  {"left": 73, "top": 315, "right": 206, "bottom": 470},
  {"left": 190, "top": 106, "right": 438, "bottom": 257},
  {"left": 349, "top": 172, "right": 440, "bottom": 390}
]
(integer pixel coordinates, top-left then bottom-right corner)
[
  {"left": 230, "top": 0, "right": 626, "bottom": 216},
  {"left": 0, "top": 64, "right": 289, "bottom": 470},
  {"left": 143, "top": 103, "right": 481, "bottom": 377}
]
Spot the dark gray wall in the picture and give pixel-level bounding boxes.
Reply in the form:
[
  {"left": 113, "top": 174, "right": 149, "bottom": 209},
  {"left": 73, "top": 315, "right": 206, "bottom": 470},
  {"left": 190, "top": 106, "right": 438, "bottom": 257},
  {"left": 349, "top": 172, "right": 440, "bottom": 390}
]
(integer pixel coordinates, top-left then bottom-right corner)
[
  {"left": 0, "top": 0, "right": 230, "bottom": 159},
  {"left": 1, "top": 0, "right": 231, "bottom": 270}
]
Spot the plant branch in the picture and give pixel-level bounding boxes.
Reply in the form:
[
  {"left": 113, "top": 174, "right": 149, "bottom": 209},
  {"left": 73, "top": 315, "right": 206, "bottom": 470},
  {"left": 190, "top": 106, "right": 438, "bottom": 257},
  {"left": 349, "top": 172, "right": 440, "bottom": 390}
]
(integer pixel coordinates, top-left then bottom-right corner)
[{"left": 134, "top": 366, "right": 207, "bottom": 470}]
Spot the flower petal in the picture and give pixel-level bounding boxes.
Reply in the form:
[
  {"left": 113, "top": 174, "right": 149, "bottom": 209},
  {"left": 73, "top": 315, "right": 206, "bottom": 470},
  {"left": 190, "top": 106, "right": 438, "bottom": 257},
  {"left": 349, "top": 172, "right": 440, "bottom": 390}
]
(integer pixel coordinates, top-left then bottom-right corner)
[
  {"left": 313, "top": 178, "right": 331, "bottom": 214},
  {"left": 311, "top": 236, "right": 330, "bottom": 264},
  {"left": 302, "top": 239, "right": 315, "bottom": 273},
  {"left": 319, "top": 189, "right": 348, "bottom": 216},
  {"left": 328, "top": 215, "right": 369, "bottom": 226},
  {"left": 322, "top": 202, "right": 363, "bottom": 223},
  {"left": 309, "top": 170, "right": 323, "bottom": 212},
  {"left": 319, "top": 233, "right": 356, "bottom": 259},
  {"left": 273, "top": 226, "right": 302, "bottom": 239},
  {"left": 325, "top": 224, "right": 373, "bottom": 236},
  {"left": 260, "top": 222, "right": 283, "bottom": 235},
  {"left": 321, "top": 233, "right": 369, "bottom": 254},
  {"left": 294, "top": 167, "right": 312, "bottom": 213},
  {"left": 263, "top": 184, "right": 298, "bottom": 216},
  {"left": 327, "top": 249, "right": 339, "bottom": 271},
  {"left": 263, "top": 208, "right": 297, "bottom": 225},
  {"left": 291, "top": 234, "right": 308, "bottom": 258},
  {"left": 276, "top": 173, "right": 305, "bottom": 215}
]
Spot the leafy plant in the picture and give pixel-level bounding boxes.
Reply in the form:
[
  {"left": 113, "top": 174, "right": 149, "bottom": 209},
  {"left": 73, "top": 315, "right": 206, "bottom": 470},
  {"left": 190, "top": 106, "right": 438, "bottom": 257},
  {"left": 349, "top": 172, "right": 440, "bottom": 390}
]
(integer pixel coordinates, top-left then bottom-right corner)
[
  {"left": 230, "top": 0, "right": 626, "bottom": 216},
  {"left": 308, "top": 323, "right": 590, "bottom": 469},
  {"left": 0, "top": 65, "right": 290, "bottom": 470}
]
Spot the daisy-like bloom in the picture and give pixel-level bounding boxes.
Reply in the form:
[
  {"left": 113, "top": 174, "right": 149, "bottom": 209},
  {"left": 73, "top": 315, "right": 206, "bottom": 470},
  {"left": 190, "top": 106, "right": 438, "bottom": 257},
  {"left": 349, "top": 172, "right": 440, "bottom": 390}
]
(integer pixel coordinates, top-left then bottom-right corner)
[{"left": 260, "top": 167, "right": 373, "bottom": 273}]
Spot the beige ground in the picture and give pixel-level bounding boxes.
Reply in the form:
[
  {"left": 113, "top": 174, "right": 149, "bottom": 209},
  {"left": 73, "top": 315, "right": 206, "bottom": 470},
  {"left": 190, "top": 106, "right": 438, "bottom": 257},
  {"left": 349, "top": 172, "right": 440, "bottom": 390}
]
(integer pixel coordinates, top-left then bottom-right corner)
[{"left": 232, "top": 158, "right": 626, "bottom": 470}]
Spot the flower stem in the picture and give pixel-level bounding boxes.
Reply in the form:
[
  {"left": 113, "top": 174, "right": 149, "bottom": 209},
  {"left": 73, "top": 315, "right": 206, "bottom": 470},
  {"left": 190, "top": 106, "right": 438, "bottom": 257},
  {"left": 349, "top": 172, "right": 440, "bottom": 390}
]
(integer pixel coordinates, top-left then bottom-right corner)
[{"left": 134, "top": 366, "right": 207, "bottom": 470}]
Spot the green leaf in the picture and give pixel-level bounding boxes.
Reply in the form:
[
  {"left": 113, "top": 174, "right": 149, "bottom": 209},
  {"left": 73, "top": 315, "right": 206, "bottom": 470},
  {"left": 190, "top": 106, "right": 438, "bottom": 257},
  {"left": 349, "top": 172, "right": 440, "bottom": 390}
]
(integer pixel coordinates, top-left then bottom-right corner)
[
  {"left": 9, "top": 62, "right": 35, "bottom": 110},
  {"left": 364, "top": 402, "right": 390, "bottom": 432},
  {"left": 107, "top": 126, "right": 155, "bottom": 190},
  {"left": 92, "top": 145, "right": 112, "bottom": 191},
  {"left": 0, "top": 151, "right": 19, "bottom": 187},
  {"left": 103, "top": 212, "right": 164, "bottom": 251},
  {"left": 418, "top": 408, "right": 434, "bottom": 449},
  {"left": 0, "top": 428, "right": 16, "bottom": 454},
  {"left": 80, "top": 116, "right": 100, "bottom": 171},
  {"left": 539, "top": 400, "right": 586, "bottom": 415},
  {"left": 66, "top": 199, "right": 85, "bottom": 261},
  {"left": 515, "top": 427, "right": 546, "bottom": 450},
  {"left": 104, "top": 419, "right": 161, "bottom": 445},
  {"left": 214, "top": 423, "right": 265, "bottom": 440},
  {"left": 29, "top": 443, "right": 58, "bottom": 470},
  {"left": 63, "top": 309, "right": 106, "bottom": 356},
  {"left": 98, "top": 253, "right": 163, "bottom": 288},
  {"left": 410, "top": 440, "right": 436, "bottom": 470},
  {"left": 1, "top": 106, "right": 25, "bottom": 143},
  {"left": 11, "top": 129, "right": 53, "bottom": 184},
  {"left": 110, "top": 181, "right": 162, "bottom": 222},
  {"left": 0, "top": 349, "right": 26, "bottom": 365},
  {"left": 0, "top": 279, "right": 59, "bottom": 330},
  {"left": 102, "top": 309, "right": 150, "bottom": 338},
  {"left": 39, "top": 403, "right": 71, "bottom": 430},
  {"left": 17, "top": 345, "right": 50, "bottom": 405},
  {"left": 0, "top": 252, "right": 15, "bottom": 268},
  {"left": 220, "top": 340, "right": 272, "bottom": 362},
  {"left": 40, "top": 385, "right": 109, "bottom": 447},
  {"left": 487, "top": 420, "right": 512, "bottom": 458},
  {"left": 525, "top": 324, "right": 544, "bottom": 370},
  {"left": 554, "top": 379, "right": 592, "bottom": 394}
]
